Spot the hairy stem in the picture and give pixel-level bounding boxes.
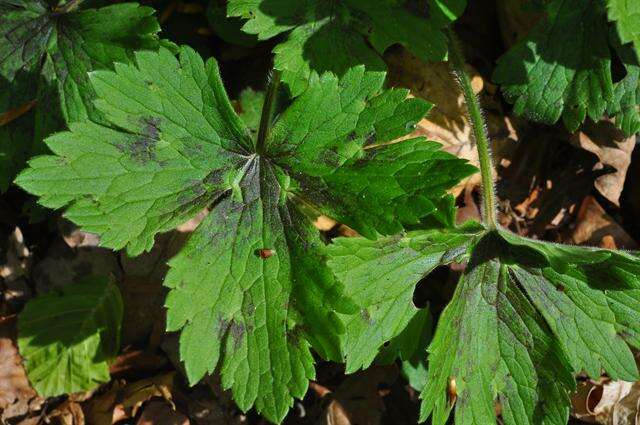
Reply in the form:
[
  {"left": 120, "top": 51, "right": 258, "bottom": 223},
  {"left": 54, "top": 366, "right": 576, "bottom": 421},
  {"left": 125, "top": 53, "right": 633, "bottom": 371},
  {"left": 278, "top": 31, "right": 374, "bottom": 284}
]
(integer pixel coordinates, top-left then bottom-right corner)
[
  {"left": 447, "top": 29, "right": 498, "bottom": 229},
  {"left": 256, "top": 70, "right": 282, "bottom": 154}
]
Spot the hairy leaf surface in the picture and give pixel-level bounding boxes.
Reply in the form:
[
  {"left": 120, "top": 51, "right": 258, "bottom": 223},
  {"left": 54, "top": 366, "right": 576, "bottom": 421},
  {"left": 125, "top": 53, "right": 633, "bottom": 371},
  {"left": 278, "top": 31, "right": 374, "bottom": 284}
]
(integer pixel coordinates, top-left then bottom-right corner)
[
  {"left": 228, "top": 0, "right": 467, "bottom": 95},
  {"left": 18, "top": 276, "right": 122, "bottom": 397},
  {"left": 0, "top": 0, "right": 161, "bottom": 190},
  {"left": 328, "top": 227, "right": 640, "bottom": 425},
  {"left": 16, "top": 45, "right": 474, "bottom": 423}
]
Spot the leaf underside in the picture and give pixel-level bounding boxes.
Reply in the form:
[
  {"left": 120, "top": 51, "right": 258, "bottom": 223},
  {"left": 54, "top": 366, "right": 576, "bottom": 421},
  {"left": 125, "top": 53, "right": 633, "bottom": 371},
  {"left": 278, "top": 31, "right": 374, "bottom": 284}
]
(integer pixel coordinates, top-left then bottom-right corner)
[
  {"left": 493, "top": 0, "right": 640, "bottom": 136},
  {"left": 327, "top": 226, "right": 640, "bottom": 425},
  {"left": 16, "top": 45, "right": 475, "bottom": 423},
  {"left": 17, "top": 276, "right": 123, "bottom": 397}
]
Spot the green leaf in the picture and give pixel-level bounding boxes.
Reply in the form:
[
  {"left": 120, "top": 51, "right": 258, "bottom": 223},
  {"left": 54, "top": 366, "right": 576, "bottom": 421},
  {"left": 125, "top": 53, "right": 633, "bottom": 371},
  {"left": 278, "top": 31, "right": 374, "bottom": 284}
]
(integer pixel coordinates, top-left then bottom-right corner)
[
  {"left": 326, "top": 222, "right": 484, "bottom": 372},
  {"left": 228, "top": 0, "right": 467, "bottom": 95},
  {"left": 207, "top": 0, "right": 259, "bottom": 47},
  {"left": 422, "top": 256, "right": 503, "bottom": 425},
  {"left": 303, "top": 139, "right": 478, "bottom": 238},
  {"left": 493, "top": 0, "right": 640, "bottom": 135},
  {"left": 607, "top": 0, "right": 640, "bottom": 57},
  {"left": 0, "top": 0, "right": 161, "bottom": 191},
  {"left": 381, "top": 307, "right": 432, "bottom": 391},
  {"left": 606, "top": 35, "right": 640, "bottom": 137},
  {"left": 328, "top": 227, "right": 640, "bottom": 425},
  {"left": 378, "top": 305, "right": 433, "bottom": 361},
  {"left": 269, "top": 74, "right": 476, "bottom": 237},
  {"left": 17, "top": 276, "right": 123, "bottom": 397},
  {"left": 17, "top": 46, "right": 473, "bottom": 423},
  {"left": 237, "top": 87, "right": 265, "bottom": 137},
  {"left": 164, "top": 167, "right": 349, "bottom": 420},
  {"left": 17, "top": 47, "right": 249, "bottom": 256}
]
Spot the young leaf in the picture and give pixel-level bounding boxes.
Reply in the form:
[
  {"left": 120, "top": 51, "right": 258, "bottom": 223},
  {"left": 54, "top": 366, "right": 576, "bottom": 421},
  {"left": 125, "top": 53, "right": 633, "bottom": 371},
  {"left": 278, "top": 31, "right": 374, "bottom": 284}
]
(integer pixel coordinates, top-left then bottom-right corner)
[
  {"left": 493, "top": 0, "right": 640, "bottom": 136},
  {"left": 16, "top": 46, "right": 475, "bottom": 423},
  {"left": 18, "top": 276, "right": 123, "bottom": 397},
  {"left": 328, "top": 227, "right": 640, "bottom": 425},
  {"left": 0, "top": 0, "right": 162, "bottom": 191},
  {"left": 228, "top": 0, "right": 467, "bottom": 95}
]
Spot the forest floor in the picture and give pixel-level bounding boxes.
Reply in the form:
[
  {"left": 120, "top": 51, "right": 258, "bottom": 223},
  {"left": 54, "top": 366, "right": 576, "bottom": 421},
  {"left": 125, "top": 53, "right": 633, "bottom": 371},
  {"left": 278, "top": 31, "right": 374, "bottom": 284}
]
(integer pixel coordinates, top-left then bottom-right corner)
[{"left": 2, "top": 1, "right": 640, "bottom": 424}]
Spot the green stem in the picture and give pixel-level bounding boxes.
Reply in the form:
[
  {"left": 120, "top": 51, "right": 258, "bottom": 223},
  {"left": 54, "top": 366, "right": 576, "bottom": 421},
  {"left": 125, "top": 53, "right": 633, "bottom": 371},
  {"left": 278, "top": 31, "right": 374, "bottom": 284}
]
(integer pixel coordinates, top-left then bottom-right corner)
[
  {"left": 447, "top": 29, "right": 498, "bottom": 229},
  {"left": 256, "top": 69, "right": 281, "bottom": 154}
]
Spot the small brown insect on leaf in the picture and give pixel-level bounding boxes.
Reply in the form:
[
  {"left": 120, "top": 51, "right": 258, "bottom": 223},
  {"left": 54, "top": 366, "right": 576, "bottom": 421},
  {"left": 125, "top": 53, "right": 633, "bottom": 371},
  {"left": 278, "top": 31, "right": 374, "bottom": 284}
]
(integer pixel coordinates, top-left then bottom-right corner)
[
  {"left": 447, "top": 377, "right": 457, "bottom": 406},
  {"left": 258, "top": 249, "right": 275, "bottom": 259}
]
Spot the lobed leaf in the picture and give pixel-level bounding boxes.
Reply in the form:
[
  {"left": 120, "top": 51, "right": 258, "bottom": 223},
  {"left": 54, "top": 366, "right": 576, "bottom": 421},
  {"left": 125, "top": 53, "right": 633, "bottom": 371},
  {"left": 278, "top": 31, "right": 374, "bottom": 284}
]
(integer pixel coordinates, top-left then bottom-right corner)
[
  {"left": 17, "top": 44, "right": 474, "bottom": 423},
  {"left": 326, "top": 222, "right": 484, "bottom": 372},
  {"left": 328, "top": 226, "right": 640, "bottom": 425},
  {"left": 165, "top": 159, "right": 352, "bottom": 420},
  {"left": 228, "top": 0, "right": 467, "bottom": 95},
  {"left": 493, "top": 0, "right": 640, "bottom": 135},
  {"left": 18, "top": 276, "right": 123, "bottom": 397},
  {"left": 607, "top": 0, "right": 640, "bottom": 58},
  {"left": 0, "top": 0, "right": 161, "bottom": 191},
  {"left": 17, "top": 47, "right": 249, "bottom": 256}
]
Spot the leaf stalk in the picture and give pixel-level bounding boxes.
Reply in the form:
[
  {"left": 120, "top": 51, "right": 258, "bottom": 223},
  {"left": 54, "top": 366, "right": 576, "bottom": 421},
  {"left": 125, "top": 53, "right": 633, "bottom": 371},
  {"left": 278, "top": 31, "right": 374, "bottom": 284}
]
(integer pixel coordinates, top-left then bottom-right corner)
[
  {"left": 256, "top": 69, "right": 282, "bottom": 154},
  {"left": 447, "top": 29, "right": 498, "bottom": 229}
]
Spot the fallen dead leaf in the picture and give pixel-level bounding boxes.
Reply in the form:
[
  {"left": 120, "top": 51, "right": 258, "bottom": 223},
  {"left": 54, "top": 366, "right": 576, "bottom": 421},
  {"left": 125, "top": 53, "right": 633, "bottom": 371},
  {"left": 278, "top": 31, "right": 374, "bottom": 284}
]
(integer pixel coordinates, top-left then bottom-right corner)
[
  {"left": 499, "top": 131, "right": 607, "bottom": 237},
  {"left": 571, "top": 196, "right": 637, "bottom": 249},
  {"left": 83, "top": 373, "right": 176, "bottom": 425},
  {"left": 58, "top": 219, "right": 101, "bottom": 249},
  {"left": 572, "top": 379, "right": 640, "bottom": 425},
  {"left": 570, "top": 120, "right": 636, "bottom": 206},
  {"left": 0, "top": 319, "right": 43, "bottom": 423},
  {"left": 1, "top": 227, "right": 33, "bottom": 315},
  {"left": 47, "top": 400, "right": 86, "bottom": 425},
  {"left": 611, "top": 383, "right": 640, "bottom": 425},
  {"left": 2, "top": 278, "right": 32, "bottom": 316},
  {"left": 108, "top": 348, "right": 169, "bottom": 379},
  {"left": 82, "top": 380, "right": 126, "bottom": 425},
  {"left": 317, "top": 365, "right": 398, "bottom": 425},
  {"left": 13, "top": 417, "right": 41, "bottom": 425},
  {"left": 309, "top": 381, "right": 332, "bottom": 399},
  {"left": 314, "top": 215, "right": 337, "bottom": 232},
  {"left": 456, "top": 186, "right": 482, "bottom": 225}
]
